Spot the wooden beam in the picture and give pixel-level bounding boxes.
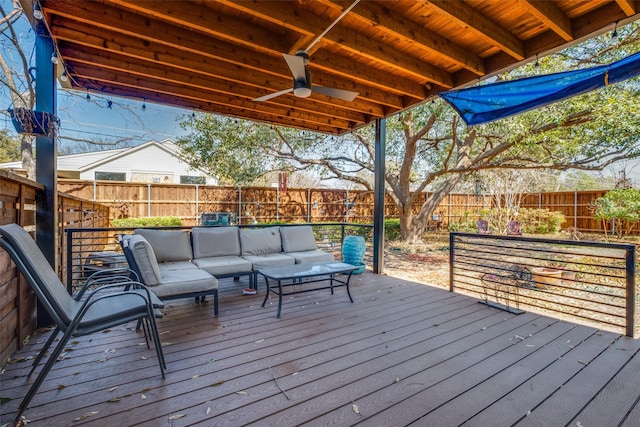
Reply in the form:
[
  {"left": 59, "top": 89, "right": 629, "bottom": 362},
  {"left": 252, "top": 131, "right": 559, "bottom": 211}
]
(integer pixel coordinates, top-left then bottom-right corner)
[
  {"left": 72, "top": 77, "right": 355, "bottom": 135},
  {"left": 60, "top": 43, "right": 371, "bottom": 124},
  {"left": 45, "top": 3, "right": 418, "bottom": 105},
  {"left": 70, "top": 66, "right": 359, "bottom": 131},
  {"left": 318, "top": 0, "right": 485, "bottom": 75},
  {"left": 134, "top": 0, "right": 453, "bottom": 88},
  {"left": 521, "top": 0, "right": 573, "bottom": 41},
  {"left": 616, "top": 0, "right": 636, "bottom": 16},
  {"left": 426, "top": 0, "right": 525, "bottom": 60}
]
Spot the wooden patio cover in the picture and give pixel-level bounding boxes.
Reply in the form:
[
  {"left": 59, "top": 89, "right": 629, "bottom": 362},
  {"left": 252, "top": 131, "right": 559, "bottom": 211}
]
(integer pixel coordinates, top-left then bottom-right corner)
[{"left": 32, "top": 0, "right": 640, "bottom": 135}]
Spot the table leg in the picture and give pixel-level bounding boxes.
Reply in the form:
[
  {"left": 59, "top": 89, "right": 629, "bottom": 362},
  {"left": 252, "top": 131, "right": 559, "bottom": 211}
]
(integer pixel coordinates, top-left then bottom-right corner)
[
  {"left": 330, "top": 273, "right": 335, "bottom": 294},
  {"left": 261, "top": 276, "right": 271, "bottom": 308},
  {"left": 276, "top": 279, "right": 283, "bottom": 318},
  {"left": 345, "top": 272, "right": 354, "bottom": 303}
]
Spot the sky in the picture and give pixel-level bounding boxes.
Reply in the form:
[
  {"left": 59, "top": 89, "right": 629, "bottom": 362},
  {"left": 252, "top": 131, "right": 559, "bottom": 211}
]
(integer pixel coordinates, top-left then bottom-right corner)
[{"left": 0, "top": 1, "right": 189, "bottom": 151}]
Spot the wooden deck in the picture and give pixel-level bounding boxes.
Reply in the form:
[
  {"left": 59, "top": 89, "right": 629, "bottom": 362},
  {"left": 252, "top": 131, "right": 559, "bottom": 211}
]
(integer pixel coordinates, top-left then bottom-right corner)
[{"left": 2, "top": 273, "right": 640, "bottom": 426}]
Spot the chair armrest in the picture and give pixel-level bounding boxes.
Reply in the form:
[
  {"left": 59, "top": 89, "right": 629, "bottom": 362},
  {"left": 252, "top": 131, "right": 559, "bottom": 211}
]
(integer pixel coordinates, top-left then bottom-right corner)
[
  {"left": 83, "top": 281, "right": 164, "bottom": 309},
  {"left": 75, "top": 268, "right": 141, "bottom": 301}
]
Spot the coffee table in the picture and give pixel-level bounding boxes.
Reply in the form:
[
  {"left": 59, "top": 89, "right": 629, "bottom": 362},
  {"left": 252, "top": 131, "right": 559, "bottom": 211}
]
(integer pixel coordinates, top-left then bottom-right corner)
[{"left": 258, "top": 262, "right": 360, "bottom": 318}]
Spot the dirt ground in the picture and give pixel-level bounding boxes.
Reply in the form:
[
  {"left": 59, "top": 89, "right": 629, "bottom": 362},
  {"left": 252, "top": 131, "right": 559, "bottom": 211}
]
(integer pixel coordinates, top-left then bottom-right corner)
[{"left": 381, "top": 232, "right": 451, "bottom": 288}]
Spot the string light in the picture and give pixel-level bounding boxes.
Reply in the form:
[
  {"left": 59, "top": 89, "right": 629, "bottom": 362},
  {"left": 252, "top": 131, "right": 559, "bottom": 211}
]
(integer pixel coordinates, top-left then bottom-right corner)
[
  {"left": 142, "top": 99, "right": 146, "bottom": 111},
  {"left": 191, "top": 109, "right": 196, "bottom": 118},
  {"left": 33, "top": 2, "right": 43, "bottom": 20},
  {"left": 612, "top": 21, "right": 619, "bottom": 42},
  {"left": 86, "top": 90, "right": 91, "bottom": 101},
  {"left": 534, "top": 53, "right": 540, "bottom": 68},
  {"left": 50, "top": 51, "right": 58, "bottom": 64},
  {"left": 107, "top": 100, "right": 113, "bottom": 109},
  {"left": 60, "top": 71, "right": 68, "bottom": 82}
]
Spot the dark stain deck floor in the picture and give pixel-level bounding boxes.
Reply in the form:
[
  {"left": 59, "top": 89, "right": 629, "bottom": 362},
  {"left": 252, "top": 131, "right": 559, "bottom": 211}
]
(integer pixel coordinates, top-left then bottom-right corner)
[{"left": 2, "top": 273, "right": 640, "bottom": 426}]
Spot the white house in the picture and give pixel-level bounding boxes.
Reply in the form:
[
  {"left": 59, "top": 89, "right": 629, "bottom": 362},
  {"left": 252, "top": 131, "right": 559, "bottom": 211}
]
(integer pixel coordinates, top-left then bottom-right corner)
[{"left": 0, "top": 139, "right": 215, "bottom": 184}]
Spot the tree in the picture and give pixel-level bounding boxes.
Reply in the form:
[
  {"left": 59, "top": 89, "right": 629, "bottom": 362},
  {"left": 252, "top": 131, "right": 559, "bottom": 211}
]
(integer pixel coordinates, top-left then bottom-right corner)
[
  {"left": 0, "top": 1, "right": 35, "bottom": 178},
  {"left": 594, "top": 188, "right": 640, "bottom": 237},
  {"left": 0, "top": 128, "right": 20, "bottom": 162},
  {"left": 176, "top": 23, "right": 640, "bottom": 242}
]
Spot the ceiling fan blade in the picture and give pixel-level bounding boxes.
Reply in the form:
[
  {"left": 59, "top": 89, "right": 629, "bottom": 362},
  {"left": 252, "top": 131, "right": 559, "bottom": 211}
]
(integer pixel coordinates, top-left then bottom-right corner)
[
  {"left": 312, "top": 85, "right": 359, "bottom": 102},
  {"left": 253, "top": 88, "right": 294, "bottom": 102},
  {"left": 283, "top": 53, "right": 307, "bottom": 81}
]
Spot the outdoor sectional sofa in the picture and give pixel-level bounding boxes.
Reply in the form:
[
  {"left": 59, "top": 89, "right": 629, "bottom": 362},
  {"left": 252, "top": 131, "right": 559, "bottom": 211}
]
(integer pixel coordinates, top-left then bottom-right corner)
[{"left": 122, "top": 225, "right": 334, "bottom": 315}]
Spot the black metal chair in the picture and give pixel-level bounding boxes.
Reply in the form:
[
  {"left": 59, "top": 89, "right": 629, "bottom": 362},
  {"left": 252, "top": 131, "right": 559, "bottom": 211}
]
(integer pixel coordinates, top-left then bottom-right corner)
[{"left": 0, "top": 223, "right": 166, "bottom": 424}]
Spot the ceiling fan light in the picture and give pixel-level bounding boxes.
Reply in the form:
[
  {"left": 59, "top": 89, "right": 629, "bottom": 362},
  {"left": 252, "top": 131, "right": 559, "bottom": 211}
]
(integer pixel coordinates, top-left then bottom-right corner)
[{"left": 293, "top": 87, "right": 312, "bottom": 98}]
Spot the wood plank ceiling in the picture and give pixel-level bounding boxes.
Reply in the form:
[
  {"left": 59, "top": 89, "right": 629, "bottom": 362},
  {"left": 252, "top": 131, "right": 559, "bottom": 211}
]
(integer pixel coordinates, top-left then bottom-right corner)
[{"left": 34, "top": 0, "right": 640, "bottom": 135}]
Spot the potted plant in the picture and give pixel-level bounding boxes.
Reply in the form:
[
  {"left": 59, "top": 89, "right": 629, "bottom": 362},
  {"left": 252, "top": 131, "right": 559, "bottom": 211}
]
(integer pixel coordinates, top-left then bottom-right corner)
[{"left": 9, "top": 108, "right": 59, "bottom": 136}]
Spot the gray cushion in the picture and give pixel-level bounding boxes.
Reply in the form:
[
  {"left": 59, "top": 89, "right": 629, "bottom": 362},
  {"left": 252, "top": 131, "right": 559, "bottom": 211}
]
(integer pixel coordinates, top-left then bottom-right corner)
[
  {"left": 192, "top": 226, "right": 241, "bottom": 258},
  {"left": 153, "top": 269, "right": 218, "bottom": 298},
  {"left": 135, "top": 229, "right": 192, "bottom": 263},
  {"left": 127, "top": 235, "right": 162, "bottom": 286},
  {"left": 285, "top": 250, "right": 334, "bottom": 264},
  {"left": 243, "top": 253, "right": 295, "bottom": 269},
  {"left": 240, "top": 227, "right": 282, "bottom": 256},
  {"left": 193, "top": 256, "right": 253, "bottom": 276},
  {"left": 280, "top": 225, "right": 318, "bottom": 252},
  {"left": 158, "top": 261, "right": 199, "bottom": 272}
]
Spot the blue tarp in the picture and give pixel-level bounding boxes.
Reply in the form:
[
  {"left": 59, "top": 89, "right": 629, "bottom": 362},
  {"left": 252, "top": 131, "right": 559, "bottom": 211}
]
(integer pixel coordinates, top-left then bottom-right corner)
[{"left": 439, "top": 51, "right": 640, "bottom": 126}]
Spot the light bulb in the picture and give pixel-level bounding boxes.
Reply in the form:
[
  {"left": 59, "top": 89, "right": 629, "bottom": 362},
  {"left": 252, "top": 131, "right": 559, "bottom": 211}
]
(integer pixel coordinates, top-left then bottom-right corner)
[
  {"left": 51, "top": 52, "right": 59, "bottom": 64},
  {"left": 33, "top": 4, "right": 43, "bottom": 20},
  {"left": 60, "top": 71, "right": 68, "bottom": 82}
]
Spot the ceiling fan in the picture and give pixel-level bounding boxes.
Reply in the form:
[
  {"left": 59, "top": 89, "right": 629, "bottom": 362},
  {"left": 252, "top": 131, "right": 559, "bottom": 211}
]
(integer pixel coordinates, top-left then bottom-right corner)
[
  {"left": 253, "top": 51, "right": 359, "bottom": 102},
  {"left": 253, "top": 0, "right": 361, "bottom": 103}
]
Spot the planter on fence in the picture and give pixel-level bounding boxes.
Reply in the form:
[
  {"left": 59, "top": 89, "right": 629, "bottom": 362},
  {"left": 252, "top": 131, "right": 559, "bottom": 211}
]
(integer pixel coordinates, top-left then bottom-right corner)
[
  {"left": 530, "top": 267, "right": 563, "bottom": 288},
  {"left": 9, "top": 108, "right": 59, "bottom": 137}
]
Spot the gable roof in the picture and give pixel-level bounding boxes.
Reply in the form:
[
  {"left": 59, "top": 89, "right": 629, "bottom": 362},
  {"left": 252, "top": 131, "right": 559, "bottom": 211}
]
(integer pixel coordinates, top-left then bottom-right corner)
[{"left": 0, "top": 139, "right": 209, "bottom": 176}]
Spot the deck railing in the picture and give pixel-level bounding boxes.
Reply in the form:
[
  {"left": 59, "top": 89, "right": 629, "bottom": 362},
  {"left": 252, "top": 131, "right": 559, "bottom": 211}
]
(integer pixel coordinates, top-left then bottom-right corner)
[
  {"left": 450, "top": 232, "right": 637, "bottom": 337},
  {"left": 64, "top": 223, "right": 374, "bottom": 293},
  {"left": 0, "top": 172, "right": 110, "bottom": 366}
]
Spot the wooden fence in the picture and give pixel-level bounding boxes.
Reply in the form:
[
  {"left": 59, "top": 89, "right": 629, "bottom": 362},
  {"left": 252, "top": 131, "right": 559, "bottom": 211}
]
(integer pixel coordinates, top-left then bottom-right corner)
[
  {"left": 0, "top": 171, "right": 110, "bottom": 367},
  {"left": 57, "top": 180, "right": 628, "bottom": 233}
]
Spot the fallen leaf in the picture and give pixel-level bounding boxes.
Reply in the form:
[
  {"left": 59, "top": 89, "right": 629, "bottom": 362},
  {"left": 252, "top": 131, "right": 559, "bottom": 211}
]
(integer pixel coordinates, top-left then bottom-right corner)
[
  {"left": 141, "top": 356, "right": 148, "bottom": 360},
  {"left": 74, "top": 411, "right": 98, "bottom": 421},
  {"left": 206, "top": 407, "right": 211, "bottom": 415},
  {"left": 292, "top": 372, "right": 298, "bottom": 376},
  {"left": 0, "top": 397, "right": 11, "bottom": 404},
  {"left": 168, "top": 414, "right": 186, "bottom": 420},
  {"left": 108, "top": 397, "right": 121, "bottom": 403},
  {"left": 102, "top": 329, "right": 112, "bottom": 333},
  {"left": 208, "top": 358, "right": 216, "bottom": 363},
  {"left": 108, "top": 386, "right": 118, "bottom": 392},
  {"left": 235, "top": 391, "right": 248, "bottom": 395},
  {"left": 255, "top": 339, "right": 264, "bottom": 343},
  {"left": 352, "top": 404, "right": 360, "bottom": 414},
  {"left": 57, "top": 384, "right": 65, "bottom": 390},
  {"left": 192, "top": 375, "right": 200, "bottom": 379},
  {"left": 211, "top": 380, "right": 225, "bottom": 386},
  {"left": 141, "top": 394, "right": 147, "bottom": 399},
  {"left": 161, "top": 342, "right": 173, "bottom": 346},
  {"left": 140, "top": 388, "right": 153, "bottom": 393}
]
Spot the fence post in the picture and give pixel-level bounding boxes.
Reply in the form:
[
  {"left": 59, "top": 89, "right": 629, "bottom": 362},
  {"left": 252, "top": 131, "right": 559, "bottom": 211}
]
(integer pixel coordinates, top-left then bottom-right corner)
[
  {"left": 237, "top": 186, "right": 242, "bottom": 225},
  {"left": 574, "top": 191, "right": 578, "bottom": 229},
  {"left": 307, "top": 188, "right": 311, "bottom": 223},
  {"left": 449, "top": 232, "right": 455, "bottom": 292},
  {"left": 66, "top": 229, "right": 74, "bottom": 293},
  {"left": 147, "top": 183, "right": 151, "bottom": 217},
  {"left": 625, "top": 246, "right": 636, "bottom": 337},
  {"left": 195, "top": 184, "right": 199, "bottom": 225}
]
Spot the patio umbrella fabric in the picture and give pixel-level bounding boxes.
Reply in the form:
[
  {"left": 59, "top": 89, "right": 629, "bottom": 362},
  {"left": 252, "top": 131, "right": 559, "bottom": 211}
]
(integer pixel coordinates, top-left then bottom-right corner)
[{"left": 439, "top": 51, "right": 640, "bottom": 126}]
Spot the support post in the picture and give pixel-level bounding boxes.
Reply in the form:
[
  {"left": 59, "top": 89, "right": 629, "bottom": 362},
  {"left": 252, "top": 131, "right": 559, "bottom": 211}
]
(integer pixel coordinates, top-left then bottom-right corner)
[
  {"left": 373, "top": 118, "right": 386, "bottom": 274},
  {"left": 35, "top": 25, "right": 57, "bottom": 326}
]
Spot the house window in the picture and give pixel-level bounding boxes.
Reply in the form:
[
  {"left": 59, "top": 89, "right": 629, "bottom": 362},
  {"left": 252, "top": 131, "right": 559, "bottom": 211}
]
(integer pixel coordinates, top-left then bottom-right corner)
[
  {"left": 180, "top": 175, "right": 206, "bottom": 184},
  {"left": 95, "top": 171, "right": 126, "bottom": 181}
]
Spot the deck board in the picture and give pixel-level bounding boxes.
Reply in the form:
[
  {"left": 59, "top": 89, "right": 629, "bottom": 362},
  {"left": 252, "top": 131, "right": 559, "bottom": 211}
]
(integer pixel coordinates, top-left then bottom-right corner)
[{"left": 2, "top": 273, "right": 640, "bottom": 426}]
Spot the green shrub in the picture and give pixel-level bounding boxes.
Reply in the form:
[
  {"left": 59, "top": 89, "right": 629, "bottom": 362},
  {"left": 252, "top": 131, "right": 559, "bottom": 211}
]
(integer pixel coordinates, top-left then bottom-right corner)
[
  {"left": 111, "top": 217, "right": 182, "bottom": 228},
  {"left": 384, "top": 218, "right": 401, "bottom": 241}
]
